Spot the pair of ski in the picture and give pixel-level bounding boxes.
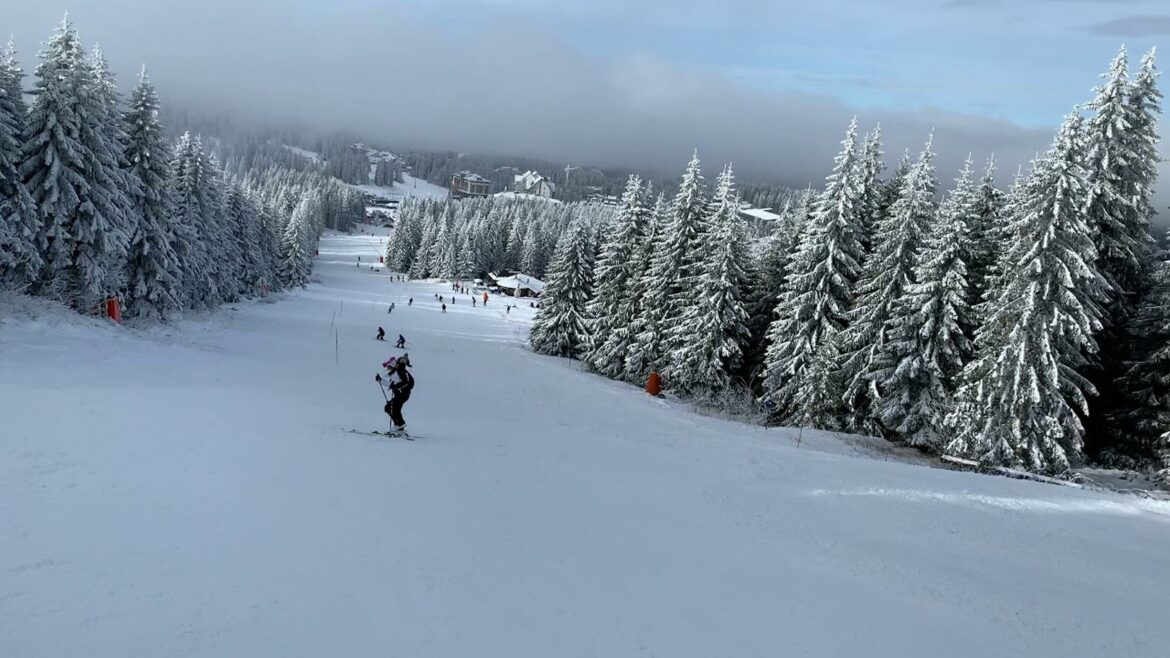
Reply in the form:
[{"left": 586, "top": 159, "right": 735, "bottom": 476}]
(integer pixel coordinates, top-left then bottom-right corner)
[{"left": 350, "top": 428, "right": 415, "bottom": 441}]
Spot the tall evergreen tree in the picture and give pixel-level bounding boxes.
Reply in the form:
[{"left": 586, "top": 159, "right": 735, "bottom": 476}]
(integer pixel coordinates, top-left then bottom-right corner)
[
  {"left": 20, "top": 17, "right": 89, "bottom": 301},
  {"left": 623, "top": 194, "right": 668, "bottom": 382},
  {"left": 530, "top": 220, "right": 596, "bottom": 358},
  {"left": 408, "top": 214, "right": 438, "bottom": 279},
  {"left": 519, "top": 222, "right": 541, "bottom": 276},
  {"left": 75, "top": 44, "right": 135, "bottom": 302},
  {"left": 202, "top": 150, "right": 240, "bottom": 303},
  {"left": 225, "top": 180, "right": 266, "bottom": 296},
  {"left": 856, "top": 125, "right": 884, "bottom": 257},
  {"left": 742, "top": 189, "right": 811, "bottom": 385},
  {"left": 1109, "top": 236, "right": 1170, "bottom": 467},
  {"left": 839, "top": 133, "right": 937, "bottom": 431},
  {"left": 1084, "top": 48, "right": 1146, "bottom": 308},
  {"left": 122, "top": 67, "right": 181, "bottom": 319},
  {"left": 761, "top": 118, "right": 866, "bottom": 428},
  {"left": 946, "top": 113, "right": 1106, "bottom": 473},
  {"left": 873, "top": 158, "right": 974, "bottom": 448},
  {"left": 585, "top": 175, "right": 651, "bottom": 378},
  {"left": 1084, "top": 47, "right": 1163, "bottom": 463},
  {"left": 660, "top": 152, "right": 710, "bottom": 364},
  {"left": 280, "top": 195, "right": 315, "bottom": 288},
  {"left": 669, "top": 165, "right": 752, "bottom": 394},
  {"left": 0, "top": 40, "right": 41, "bottom": 286},
  {"left": 169, "top": 132, "right": 216, "bottom": 308},
  {"left": 630, "top": 152, "right": 708, "bottom": 381},
  {"left": 964, "top": 157, "right": 1004, "bottom": 311}
]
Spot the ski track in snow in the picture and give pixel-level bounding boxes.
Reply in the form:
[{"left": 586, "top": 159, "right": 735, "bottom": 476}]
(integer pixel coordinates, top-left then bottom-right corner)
[{"left": 1, "top": 226, "right": 1168, "bottom": 658}]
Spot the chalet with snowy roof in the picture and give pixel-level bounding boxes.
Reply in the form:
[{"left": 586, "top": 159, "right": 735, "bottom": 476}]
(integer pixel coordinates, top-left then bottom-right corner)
[
  {"left": 449, "top": 171, "right": 492, "bottom": 199},
  {"left": 489, "top": 273, "right": 546, "bottom": 298},
  {"left": 513, "top": 170, "right": 556, "bottom": 198}
]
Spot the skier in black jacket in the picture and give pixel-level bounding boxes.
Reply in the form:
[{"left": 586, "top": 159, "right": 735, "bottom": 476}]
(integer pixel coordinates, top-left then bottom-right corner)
[{"left": 376, "top": 354, "right": 414, "bottom": 434}]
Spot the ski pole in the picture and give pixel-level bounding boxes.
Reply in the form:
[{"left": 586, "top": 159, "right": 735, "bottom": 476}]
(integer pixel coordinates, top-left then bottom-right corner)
[{"left": 375, "top": 376, "right": 388, "bottom": 401}]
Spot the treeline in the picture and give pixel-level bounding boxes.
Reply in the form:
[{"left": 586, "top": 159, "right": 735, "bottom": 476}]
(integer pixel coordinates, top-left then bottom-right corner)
[
  {"left": 0, "top": 17, "right": 354, "bottom": 319},
  {"left": 530, "top": 48, "right": 1166, "bottom": 478},
  {"left": 384, "top": 197, "right": 613, "bottom": 281}
]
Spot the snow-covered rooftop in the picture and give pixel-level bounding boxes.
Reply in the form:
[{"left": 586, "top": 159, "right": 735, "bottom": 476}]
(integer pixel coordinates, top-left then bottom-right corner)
[
  {"left": 739, "top": 206, "right": 783, "bottom": 222},
  {"left": 456, "top": 171, "right": 491, "bottom": 183},
  {"left": 491, "top": 273, "right": 546, "bottom": 293},
  {"left": 493, "top": 191, "right": 563, "bottom": 204}
]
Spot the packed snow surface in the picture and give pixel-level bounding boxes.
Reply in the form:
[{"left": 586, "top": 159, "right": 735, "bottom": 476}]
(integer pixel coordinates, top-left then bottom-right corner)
[
  {"left": 355, "top": 174, "right": 449, "bottom": 202},
  {"left": 2, "top": 227, "right": 1168, "bottom": 658}
]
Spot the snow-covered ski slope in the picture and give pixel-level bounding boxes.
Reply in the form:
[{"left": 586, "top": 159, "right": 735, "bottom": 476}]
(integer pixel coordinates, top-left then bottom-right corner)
[
  {"left": 2, "top": 227, "right": 1168, "bottom": 658},
  {"left": 355, "top": 175, "right": 449, "bottom": 202}
]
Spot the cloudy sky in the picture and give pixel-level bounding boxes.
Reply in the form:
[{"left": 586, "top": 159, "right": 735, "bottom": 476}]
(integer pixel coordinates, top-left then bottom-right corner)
[{"left": 3, "top": 0, "right": 1168, "bottom": 204}]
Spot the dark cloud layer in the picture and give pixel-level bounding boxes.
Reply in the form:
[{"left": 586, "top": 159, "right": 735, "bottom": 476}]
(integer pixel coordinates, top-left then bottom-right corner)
[
  {"left": 1, "top": 0, "right": 1166, "bottom": 216},
  {"left": 1086, "top": 15, "right": 1170, "bottom": 36}
]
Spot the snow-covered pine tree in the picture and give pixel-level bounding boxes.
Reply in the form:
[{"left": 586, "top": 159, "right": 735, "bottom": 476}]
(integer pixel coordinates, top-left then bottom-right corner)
[
  {"left": 623, "top": 193, "right": 668, "bottom": 382},
  {"left": 855, "top": 125, "right": 884, "bottom": 258},
  {"left": 434, "top": 212, "right": 459, "bottom": 280},
  {"left": 659, "top": 152, "right": 711, "bottom": 369},
  {"left": 73, "top": 43, "right": 135, "bottom": 304},
  {"left": 877, "top": 149, "right": 911, "bottom": 225},
  {"left": 169, "top": 131, "right": 217, "bottom": 308},
  {"left": 428, "top": 204, "right": 455, "bottom": 277},
  {"left": 519, "top": 222, "right": 541, "bottom": 276},
  {"left": 945, "top": 112, "right": 1106, "bottom": 473},
  {"left": 279, "top": 194, "right": 315, "bottom": 288},
  {"left": 530, "top": 220, "right": 596, "bottom": 358},
  {"left": 1109, "top": 235, "right": 1170, "bottom": 468},
  {"left": 1083, "top": 47, "right": 1163, "bottom": 464},
  {"left": 249, "top": 189, "right": 282, "bottom": 292},
  {"left": 505, "top": 207, "right": 526, "bottom": 271},
  {"left": 964, "top": 157, "right": 1004, "bottom": 312},
  {"left": 761, "top": 118, "right": 866, "bottom": 428},
  {"left": 838, "top": 133, "right": 937, "bottom": 432},
  {"left": 121, "top": 67, "right": 182, "bottom": 319},
  {"left": 225, "top": 180, "right": 267, "bottom": 296},
  {"left": 408, "top": 213, "right": 438, "bottom": 279},
  {"left": 1084, "top": 47, "right": 1145, "bottom": 311},
  {"left": 202, "top": 150, "right": 241, "bottom": 303},
  {"left": 742, "top": 189, "right": 811, "bottom": 383},
  {"left": 1124, "top": 49, "right": 1162, "bottom": 271},
  {"left": 456, "top": 222, "right": 476, "bottom": 279},
  {"left": 872, "top": 157, "right": 974, "bottom": 448},
  {"left": 585, "top": 175, "right": 650, "bottom": 378},
  {"left": 20, "top": 17, "right": 89, "bottom": 302},
  {"left": 385, "top": 199, "right": 421, "bottom": 272},
  {"left": 0, "top": 40, "right": 42, "bottom": 287},
  {"left": 669, "top": 164, "right": 752, "bottom": 395}
]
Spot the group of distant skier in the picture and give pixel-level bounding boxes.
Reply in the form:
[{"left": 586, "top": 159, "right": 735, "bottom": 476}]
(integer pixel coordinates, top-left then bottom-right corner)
[{"left": 368, "top": 274, "right": 529, "bottom": 436}]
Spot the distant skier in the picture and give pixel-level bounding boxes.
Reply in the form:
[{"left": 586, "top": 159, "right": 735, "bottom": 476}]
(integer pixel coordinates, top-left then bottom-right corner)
[
  {"left": 472, "top": 298, "right": 476, "bottom": 307},
  {"left": 408, "top": 298, "right": 413, "bottom": 306},
  {"left": 376, "top": 327, "right": 386, "bottom": 341},
  {"left": 376, "top": 354, "right": 414, "bottom": 434},
  {"left": 387, "top": 302, "right": 395, "bottom": 314},
  {"left": 396, "top": 334, "right": 406, "bottom": 349},
  {"left": 441, "top": 303, "right": 447, "bottom": 313},
  {"left": 483, "top": 291, "right": 489, "bottom": 305}
]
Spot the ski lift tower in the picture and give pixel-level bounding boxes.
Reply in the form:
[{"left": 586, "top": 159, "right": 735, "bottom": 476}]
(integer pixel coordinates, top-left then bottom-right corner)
[{"left": 564, "top": 165, "right": 580, "bottom": 186}]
